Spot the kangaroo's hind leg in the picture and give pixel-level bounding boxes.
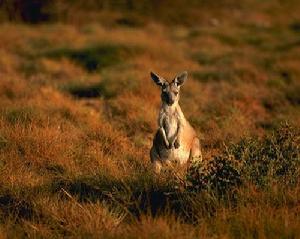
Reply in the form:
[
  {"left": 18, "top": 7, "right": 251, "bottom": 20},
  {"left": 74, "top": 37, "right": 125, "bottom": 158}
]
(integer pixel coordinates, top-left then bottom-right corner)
[
  {"left": 190, "top": 137, "right": 202, "bottom": 163},
  {"left": 150, "top": 146, "right": 162, "bottom": 174}
]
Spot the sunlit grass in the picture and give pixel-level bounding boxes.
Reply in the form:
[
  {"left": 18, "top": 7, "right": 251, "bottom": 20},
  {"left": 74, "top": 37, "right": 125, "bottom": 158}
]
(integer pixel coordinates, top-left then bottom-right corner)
[{"left": 0, "top": 0, "right": 300, "bottom": 237}]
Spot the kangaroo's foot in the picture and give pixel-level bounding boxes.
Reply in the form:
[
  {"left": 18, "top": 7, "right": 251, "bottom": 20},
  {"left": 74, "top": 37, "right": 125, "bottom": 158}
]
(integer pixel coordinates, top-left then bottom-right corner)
[
  {"left": 150, "top": 147, "right": 162, "bottom": 174},
  {"left": 190, "top": 137, "right": 202, "bottom": 162},
  {"left": 153, "top": 160, "right": 162, "bottom": 174}
]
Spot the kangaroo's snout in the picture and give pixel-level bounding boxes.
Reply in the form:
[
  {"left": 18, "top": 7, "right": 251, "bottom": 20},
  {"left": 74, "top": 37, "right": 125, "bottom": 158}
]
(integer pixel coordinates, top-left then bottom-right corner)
[{"left": 162, "top": 90, "right": 177, "bottom": 106}]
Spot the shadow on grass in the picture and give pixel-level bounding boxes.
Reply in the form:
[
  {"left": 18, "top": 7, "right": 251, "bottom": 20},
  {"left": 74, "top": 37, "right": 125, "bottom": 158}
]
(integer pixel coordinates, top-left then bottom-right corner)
[
  {"left": 1, "top": 124, "right": 297, "bottom": 225},
  {"left": 46, "top": 124, "right": 300, "bottom": 224},
  {"left": 44, "top": 44, "right": 139, "bottom": 72},
  {"left": 61, "top": 74, "right": 139, "bottom": 99},
  {"left": 289, "top": 21, "right": 300, "bottom": 33},
  {"left": 62, "top": 82, "right": 103, "bottom": 98},
  {"left": 285, "top": 84, "right": 300, "bottom": 106},
  {"left": 115, "top": 14, "right": 146, "bottom": 27},
  {"left": 0, "top": 192, "right": 42, "bottom": 221},
  {"left": 49, "top": 174, "right": 186, "bottom": 220}
]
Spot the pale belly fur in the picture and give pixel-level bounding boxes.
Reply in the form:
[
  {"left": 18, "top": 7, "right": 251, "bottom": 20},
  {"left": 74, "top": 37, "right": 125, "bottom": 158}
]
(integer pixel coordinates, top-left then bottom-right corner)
[
  {"left": 166, "top": 147, "right": 190, "bottom": 164},
  {"left": 161, "top": 115, "right": 190, "bottom": 164},
  {"left": 165, "top": 115, "right": 178, "bottom": 143}
]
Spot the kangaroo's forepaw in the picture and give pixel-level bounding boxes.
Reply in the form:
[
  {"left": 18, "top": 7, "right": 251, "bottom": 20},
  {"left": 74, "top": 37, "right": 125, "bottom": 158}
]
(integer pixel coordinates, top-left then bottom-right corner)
[{"left": 174, "top": 140, "right": 180, "bottom": 149}]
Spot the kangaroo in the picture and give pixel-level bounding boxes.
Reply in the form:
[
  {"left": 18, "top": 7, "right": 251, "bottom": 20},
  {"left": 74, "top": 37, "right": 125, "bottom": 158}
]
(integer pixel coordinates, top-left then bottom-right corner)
[{"left": 150, "top": 71, "right": 202, "bottom": 173}]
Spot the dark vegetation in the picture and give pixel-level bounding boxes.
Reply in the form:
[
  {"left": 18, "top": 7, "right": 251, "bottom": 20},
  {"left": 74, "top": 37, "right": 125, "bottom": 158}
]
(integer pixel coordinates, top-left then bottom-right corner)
[
  {"left": 44, "top": 44, "right": 139, "bottom": 72},
  {"left": 0, "top": 0, "right": 248, "bottom": 25}
]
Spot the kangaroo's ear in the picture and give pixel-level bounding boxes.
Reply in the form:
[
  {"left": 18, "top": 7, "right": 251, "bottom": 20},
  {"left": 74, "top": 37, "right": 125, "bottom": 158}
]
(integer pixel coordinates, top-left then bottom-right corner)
[
  {"left": 150, "top": 72, "right": 166, "bottom": 87},
  {"left": 173, "top": 71, "right": 188, "bottom": 86}
]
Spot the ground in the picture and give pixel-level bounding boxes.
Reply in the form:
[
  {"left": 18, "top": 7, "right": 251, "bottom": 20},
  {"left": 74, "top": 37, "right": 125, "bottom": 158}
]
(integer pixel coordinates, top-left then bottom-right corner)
[{"left": 0, "top": 0, "right": 300, "bottom": 238}]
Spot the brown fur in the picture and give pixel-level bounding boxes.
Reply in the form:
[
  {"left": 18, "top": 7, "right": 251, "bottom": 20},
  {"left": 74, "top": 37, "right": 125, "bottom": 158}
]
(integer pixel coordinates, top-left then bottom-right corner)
[{"left": 150, "top": 71, "right": 202, "bottom": 173}]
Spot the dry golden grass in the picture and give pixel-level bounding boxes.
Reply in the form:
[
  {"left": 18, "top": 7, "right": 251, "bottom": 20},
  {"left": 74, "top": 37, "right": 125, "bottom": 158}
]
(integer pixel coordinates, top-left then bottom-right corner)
[{"left": 0, "top": 1, "right": 300, "bottom": 238}]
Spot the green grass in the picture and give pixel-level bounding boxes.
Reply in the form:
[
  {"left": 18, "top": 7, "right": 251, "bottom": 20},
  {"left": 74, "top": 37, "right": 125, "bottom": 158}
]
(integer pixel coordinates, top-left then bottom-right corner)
[
  {"left": 192, "top": 52, "right": 235, "bottom": 66},
  {"left": 61, "top": 73, "right": 139, "bottom": 99},
  {"left": 44, "top": 44, "right": 140, "bottom": 72},
  {"left": 2, "top": 107, "right": 39, "bottom": 126},
  {"left": 192, "top": 70, "right": 233, "bottom": 83}
]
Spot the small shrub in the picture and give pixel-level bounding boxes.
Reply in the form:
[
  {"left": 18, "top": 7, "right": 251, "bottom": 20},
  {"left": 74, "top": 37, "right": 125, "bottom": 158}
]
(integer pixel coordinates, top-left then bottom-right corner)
[
  {"left": 186, "top": 124, "right": 300, "bottom": 192},
  {"left": 186, "top": 156, "right": 242, "bottom": 194}
]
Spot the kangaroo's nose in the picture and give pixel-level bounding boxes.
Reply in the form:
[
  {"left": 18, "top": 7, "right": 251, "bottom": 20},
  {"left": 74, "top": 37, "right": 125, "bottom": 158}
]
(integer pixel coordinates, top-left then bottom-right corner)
[{"left": 167, "top": 96, "right": 175, "bottom": 105}]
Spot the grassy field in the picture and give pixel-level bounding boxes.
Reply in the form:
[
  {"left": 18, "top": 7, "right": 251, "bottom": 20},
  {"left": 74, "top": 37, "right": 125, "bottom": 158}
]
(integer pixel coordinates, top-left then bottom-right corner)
[{"left": 0, "top": 0, "right": 300, "bottom": 238}]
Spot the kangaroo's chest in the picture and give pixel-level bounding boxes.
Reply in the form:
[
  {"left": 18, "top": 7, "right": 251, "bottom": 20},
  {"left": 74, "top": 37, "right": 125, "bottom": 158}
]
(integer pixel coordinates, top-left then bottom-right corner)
[{"left": 163, "top": 113, "right": 179, "bottom": 140}]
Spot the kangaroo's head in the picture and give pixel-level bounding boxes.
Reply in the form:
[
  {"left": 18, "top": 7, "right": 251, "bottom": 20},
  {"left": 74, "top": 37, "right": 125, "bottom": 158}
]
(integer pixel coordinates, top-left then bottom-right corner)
[{"left": 150, "top": 71, "right": 188, "bottom": 106}]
